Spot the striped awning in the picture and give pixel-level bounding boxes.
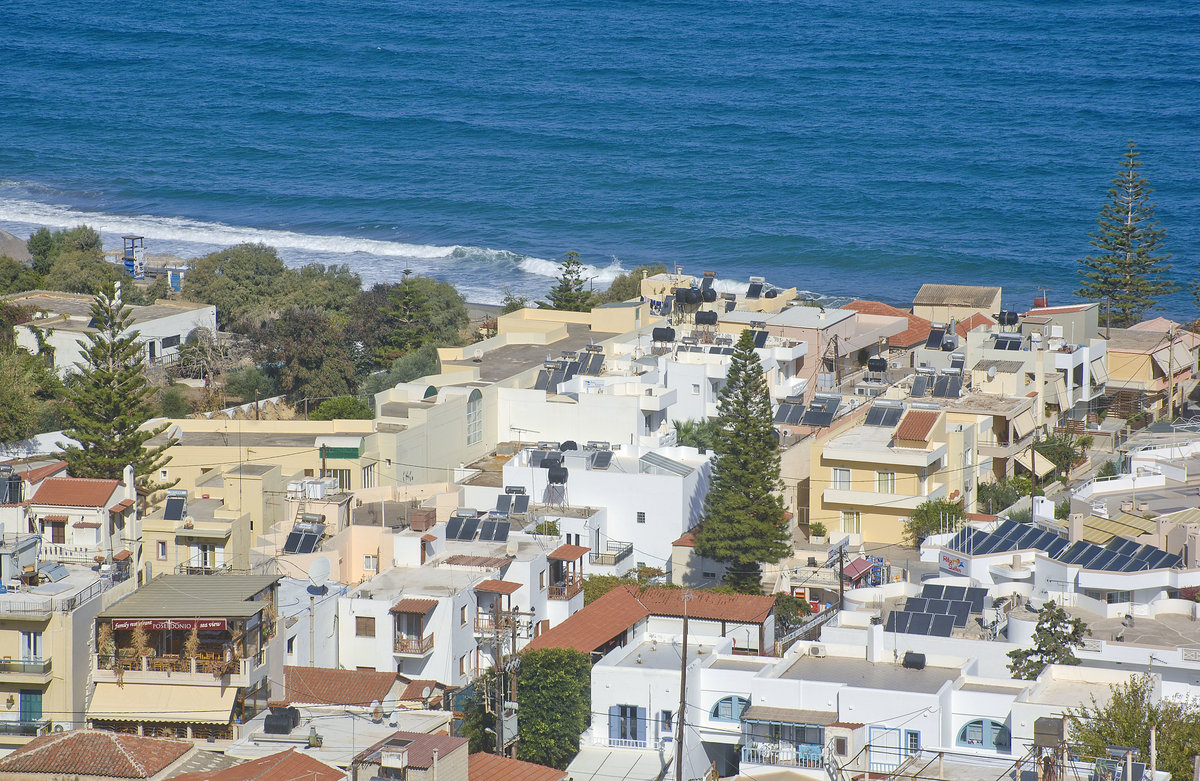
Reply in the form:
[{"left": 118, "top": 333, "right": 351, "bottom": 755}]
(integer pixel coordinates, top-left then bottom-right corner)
[{"left": 89, "top": 682, "right": 236, "bottom": 724}]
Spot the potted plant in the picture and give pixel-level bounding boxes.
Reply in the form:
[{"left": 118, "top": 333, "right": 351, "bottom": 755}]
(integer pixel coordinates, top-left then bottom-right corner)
[{"left": 809, "top": 522, "right": 827, "bottom": 544}]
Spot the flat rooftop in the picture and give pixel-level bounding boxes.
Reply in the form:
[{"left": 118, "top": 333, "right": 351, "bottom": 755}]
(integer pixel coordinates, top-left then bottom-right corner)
[
  {"left": 3, "top": 291, "right": 210, "bottom": 323},
  {"left": 612, "top": 639, "right": 719, "bottom": 671},
  {"left": 100, "top": 574, "right": 279, "bottom": 619},
  {"left": 939, "top": 394, "right": 1032, "bottom": 417},
  {"left": 1061, "top": 604, "right": 1200, "bottom": 650},
  {"left": 0, "top": 563, "right": 104, "bottom": 613},
  {"left": 443, "top": 324, "right": 613, "bottom": 383},
  {"left": 779, "top": 655, "right": 960, "bottom": 694},
  {"left": 709, "top": 656, "right": 774, "bottom": 672}
]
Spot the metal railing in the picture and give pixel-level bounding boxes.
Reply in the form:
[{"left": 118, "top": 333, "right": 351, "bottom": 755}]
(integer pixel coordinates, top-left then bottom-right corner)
[
  {"left": 594, "top": 736, "right": 648, "bottom": 749},
  {"left": 0, "top": 578, "right": 108, "bottom": 617},
  {"left": 0, "top": 659, "right": 50, "bottom": 676},
  {"left": 393, "top": 634, "right": 435, "bottom": 654},
  {"left": 741, "top": 742, "right": 824, "bottom": 768},
  {"left": 548, "top": 579, "right": 583, "bottom": 600},
  {"left": 589, "top": 541, "right": 633, "bottom": 566},
  {"left": 0, "top": 719, "right": 49, "bottom": 737}
]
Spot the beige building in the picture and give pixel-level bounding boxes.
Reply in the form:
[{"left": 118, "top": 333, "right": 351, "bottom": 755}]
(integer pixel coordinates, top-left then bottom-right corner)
[
  {"left": 911, "top": 284, "right": 1002, "bottom": 325},
  {"left": 1106, "top": 326, "right": 1196, "bottom": 420}
]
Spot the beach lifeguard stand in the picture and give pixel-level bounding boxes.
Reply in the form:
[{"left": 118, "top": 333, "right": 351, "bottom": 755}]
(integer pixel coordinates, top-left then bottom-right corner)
[{"left": 122, "top": 235, "right": 146, "bottom": 279}]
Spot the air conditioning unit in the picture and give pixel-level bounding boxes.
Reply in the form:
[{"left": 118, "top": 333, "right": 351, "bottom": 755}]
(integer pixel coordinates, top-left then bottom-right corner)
[{"left": 808, "top": 645, "right": 826, "bottom": 658}]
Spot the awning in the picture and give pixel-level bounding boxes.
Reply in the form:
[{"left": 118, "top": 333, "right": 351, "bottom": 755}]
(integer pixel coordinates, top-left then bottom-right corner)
[
  {"left": 1151, "top": 343, "right": 1192, "bottom": 377},
  {"left": 390, "top": 598, "right": 437, "bottom": 614},
  {"left": 548, "top": 544, "right": 590, "bottom": 561},
  {"left": 41, "top": 515, "right": 68, "bottom": 523},
  {"left": 1017, "top": 449, "right": 1055, "bottom": 479},
  {"left": 842, "top": 557, "right": 872, "bottom": 581},
  {"left": 89, "top": 682, "right": 236, "bottom": 724},
  {"left": 109, "top": 499, "right": 134, "bottom": 514},
  {"left": 476, "top": 579, "right": 522, "bottom": 595},
  {"left": 1090, "top": 357, "right": 1109, "bottom": 386},
  {"left": 175, "top": 525, "right": 232, "bottom": 540},
  {"left": 742, "top": 705, "right": 838, "bottom": 726},
  {"left": 1011, "top": 410, "right": 1035, "bottom": 441},
  {"left": 1043, "top": 373, "right": 1068, "bottom": 408}
]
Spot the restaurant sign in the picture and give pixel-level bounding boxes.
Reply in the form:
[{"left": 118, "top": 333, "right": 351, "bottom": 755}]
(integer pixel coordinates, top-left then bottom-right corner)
[{"left": 111, "top": 618, "right": 228, "bottom": 631}]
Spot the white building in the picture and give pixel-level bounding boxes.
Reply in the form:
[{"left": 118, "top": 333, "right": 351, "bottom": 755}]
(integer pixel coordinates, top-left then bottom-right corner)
[{"left": 6, "top": 290, "right": 217, "bottom": 377}]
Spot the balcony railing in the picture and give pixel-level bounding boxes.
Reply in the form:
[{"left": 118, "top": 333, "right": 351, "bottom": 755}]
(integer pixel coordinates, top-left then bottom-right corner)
[
  {"left": 589, "top": 541, "right": 633, "bottom": 567},
  {"left": 474, "top": 614, "right": 513, "bottom": 635},
  {"left": 0, "top": 659, "right": 50, "bottom": 676},
  {"left": 548, "top": 579, "right": 583, "bottom": 601},
  {"left": 0, "top": 719, "right": 49, "bottom": 737},
  {"left": 393, "top": 633, "right": 435, "bottom": 655},
  {"left": 741, "top": 742, "right": 824, "bottom": 768},
  {"left": 594, "top": 736, "right": 648, "bottom": 749},
  {"left": 96, "top": 653, "right": 248, "bottom": 679}
]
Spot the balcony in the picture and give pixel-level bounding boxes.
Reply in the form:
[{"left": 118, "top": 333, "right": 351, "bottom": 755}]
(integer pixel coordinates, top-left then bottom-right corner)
[
  {"left": 393, "top": 634, "right": 435, "bottom": 656},
  {"left": 822, "top": 483, "right": 947, "bottom": 512},
  {"left": 0, "top": 658, "right": 51, "bottom": 681},
  {"left": 589, "top": 541, "right": 633, "bottom": 567},
  {"left": 741, "top": 742, "right": 824, "bottom": 769},
  {"left": 474, "top": 614, "right": 513, "bottom": 636},
  {"left": 548, "top": 578, "right": 583, "bottom": 601},
  {"left": 0, "top": 719, "right": 49, "bottom": 739},
  {"left": 38, "top": 543, "right": 100, "bottom": 566},
  {"left": 92, "top": 653, "right": 251, "bottom": 686}
]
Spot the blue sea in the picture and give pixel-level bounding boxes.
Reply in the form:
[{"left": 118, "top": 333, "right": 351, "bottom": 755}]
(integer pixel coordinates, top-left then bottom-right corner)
[{"left": 0, "top": 0, "right": 1197, "bottom": 312}]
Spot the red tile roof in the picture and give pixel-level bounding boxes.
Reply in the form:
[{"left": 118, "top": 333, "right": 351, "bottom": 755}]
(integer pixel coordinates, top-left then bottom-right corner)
[
  {"left": 469, "top": 752, "right": 568, "bottom": 781},
  {"left": 1021, "top": 304, "right": 1094, "bottom": 316},
  {"left": 0, "top": 729, "right": 191, "bottom": 778},
  {"left": 390, "top": 598, "right": 438, "bottom": 614},
  {"left": 548, "top": 543, "right": 590, "bottom": 561},
  {"left": 421, "top": 533, "right": 437, "bottom": 542},
  {"left": 41, "top": 515, "right": 69, "bottom": 522},
  {"left": 30, "top": 476, "right": 120, "bottom": 508},
  {"left": 844, "top": 300, "right": 934, "bottom": 349},
  {"left": 895, "top": 409, "right": 940, "bottom": 443},
  {"left": 354, "top": 731, "right": 467, "bottom": 770},
  {"left": 672, "top": 528, "right": 698, "bottom": 548},
  {"left": 443, "top": 554, "right": 509, "bottom": 569},
  {"left": 110, "top": 499, "right": 135, "bottom": 513},
  {"left": 524, "top": 585, "right": 648, "bottom": 654},
  {"left": 399, "top": 679, "right": 439, "bottom": 701},
  {"left": 284, "top": 666, "right": 398, "bottom": 707},
  {"left": 475, "top": 579, "right": 522, "bottom": 594},
  {"left": 17, "top": 460, "right": 68, "bottom": 485},
  {"left": 636, "top": 587, "right": 775, "bottom": 623},
  {"left": 171, "top": 749, "right": 342, "bottom": 781},
  {"left": 955, "top": 312, "right": 996, "bottom": 337}
]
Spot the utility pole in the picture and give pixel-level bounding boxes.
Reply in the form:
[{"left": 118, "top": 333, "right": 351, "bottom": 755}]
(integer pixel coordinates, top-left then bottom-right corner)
[
  {"left": 675, "top": 592, "right": 694, "bottom": 781},
  {"left": 493, "top": 598, "right": 504, "bottom": 756},
  {"left": 837, "top": 548, "right": 845, "bottom": 610},
  {"left": 308, "top": 592, "right": 315, "bottom": 667}
]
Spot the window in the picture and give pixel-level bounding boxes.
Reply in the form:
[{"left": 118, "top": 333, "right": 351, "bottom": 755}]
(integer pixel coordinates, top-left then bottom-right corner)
[
  {"left": 286, "top": 637, "right": 295, "bottom": 655},
  {"left": 539, "top": 570, "right": 546, "bottom": 590},
  {"left": 710, "top": 696, "right": 749, "bottom": 722},
  {"left": 364, "top": 554, "right": 379, "bottom": 572},
  {"left": 831, "top": 468, "right": 851, "bottom": 490},
  {"left": 466, "top": 390, "right": 483, "bottom": 446},
  {"left": 636, "top": 511, "right": 646, "bottom": 524},
  {"left": 43, "top": 520, "right": 65, "bottom": 544},
  {"left": 361, "top": 464, "right": 376, "bottom": 489},
  {"left": 659, "top": 710, "right": 674, "bottom": 740},
  {"left": 877, "top": 471, "right": 896, "bottom": 493},
  {"left": 321, "top": 468, "right": 351, "bottom": 491},
  {"left": 906, "top": 730, "right": 920, "bottom": 754},
  {"left": 355, "top": 616, "right": 375, "bottom": 637},
  {"left": 609, "top": 705, "right": 646, "bottom": 742},
  {"left": 459, "top": 654, "right": 470, "bottom": 676},
  {"left": 460, "top": 605, "right": 468, "bottom": 626},
  {"left": 161, "top": 334, "right": 181, "bottom": 349},
  {"left": 691, "top": 383, "right": 701, "bottom": 395},
  {"left": 835, "top": 736, "right": 848, "bottom": 756},
  {"left": 19, "top": 631, "right": 41, "bottom": 661},
  {"left": 956, "top": 719, "right": 1010, "bottom": 751},
  {"left": 841, "top": 510, "right": 861, "bottom": 535},
  {"left": 156, "top": 541, "right": 167, "bottom": 560}
]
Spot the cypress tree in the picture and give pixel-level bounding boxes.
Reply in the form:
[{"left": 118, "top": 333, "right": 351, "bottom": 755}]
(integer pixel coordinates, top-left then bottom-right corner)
[
  {"left": 1076, "top": 141, "right": 1176, "bottom": 328},
  {"left": 692, "top": 329, "right": 790, "bottom": 593},
  {"left": 60, "top": 283, "right": 175, "bottom": 489},
  {"left": 537, "top": 251, "right": 594, "bottom": 311}
]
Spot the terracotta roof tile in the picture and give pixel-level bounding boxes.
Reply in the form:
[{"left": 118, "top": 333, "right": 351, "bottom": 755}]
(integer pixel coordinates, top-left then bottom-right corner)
[
  {"left": 30, "top": 476, "right": 120, "bottom": 508},
  {"left": 399, "top": 679, "right": 439, "bottom": 700},
  {"left": 548, "top": 543, "right": 589, "bottom": 561},
  {"left": 41, "top": 514, "right": 69, "bottom": 522},
  {"left": 1021, "top": 303, "right": 1094, "bottom": 316},
  {"left": 955, "top": 312, "right": 995, "bottom": 337},
  {"left": 443, "top": 554, "right": 509, "bottom": 569},
  {"left": 110, "top": 499, "right": 135, "bottom": 513},
  {"left": 844, "top": 300, "right": 933, "bottom": 349},
  {"left": 17, "top": 460, "right": 68, "bottom": 485},
  {"left": 895, "top": 409, "right": 940, "bottom": 443},
  {"left": 353, "top": 731, "right": 467, "bottom": 770},
  {"left": 913, "top": 283, "right": 1000, "bottom": 308},
  {"left": 475, "top": 579, "right": 522, "bottom": 595},
  {"left": 170, "top": 748, "right": 343, "bottom": 781},
  {"left": 524, "top": 585, "right": 648, "bottom": 654},
  {"left": 469, "top": 752, "right": 568, "bottom": 781},
  {"left": 672, "top": 528, "right": 698, "bottom": 548},
  {"left": 636, "top": 587, "right": 775, "bottom": 623},
  {"left": 284, "top": 666, "right": 398, "bottom": 707},
  {"left": 390, "top": 597, "right": 438, "bottom": 614},
  {"left": 421, "top": 533, "right": 437, "bottom": 542},
  {"left": 0, "top": 729, "right": 191, "bottom": 778}
]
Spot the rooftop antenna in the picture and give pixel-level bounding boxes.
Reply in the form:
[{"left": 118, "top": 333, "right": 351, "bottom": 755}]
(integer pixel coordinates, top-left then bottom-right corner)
[{"left": 306, "top": 557, "right": 331, "bottom": 667}]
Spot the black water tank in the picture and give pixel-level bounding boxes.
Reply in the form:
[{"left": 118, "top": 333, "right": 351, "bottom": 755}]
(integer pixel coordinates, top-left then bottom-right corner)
[
  {"left": 264, "top": 713, "right": 293, "bottom": 735},
  {"left": 999, "top": 310, "right": 1018, "bottom": 327},
  {"left": 867, "top": 357, "right": 888, "bottom": 373},
  {"left": 765, "top": 289, "right": 778, "bottom": 298},
  {"left": 547, "top": 466, "right": 568, "bottom": 485},
  {"left": 560, "top": 440, "right": 578, "bottom": 451},
  {"left": 695, "top": 311, "right": 718, "bottom": 326},
  {"left": 702, "top": 287, "right": 717, "bottom": 303},
  {"left": 902, "top": 652, "right": 926, "bottom": 670},
  {"left": 652, "top": 327, "right": 676, "bottom": 342}
]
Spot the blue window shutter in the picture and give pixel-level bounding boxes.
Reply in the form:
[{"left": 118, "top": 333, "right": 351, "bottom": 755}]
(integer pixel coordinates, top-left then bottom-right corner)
[
  {"left": 636, "top": 707, "right": 647, "bottom": 742},
  {"left": 609, "top": 706, "right": 620, "bottom": 741}
]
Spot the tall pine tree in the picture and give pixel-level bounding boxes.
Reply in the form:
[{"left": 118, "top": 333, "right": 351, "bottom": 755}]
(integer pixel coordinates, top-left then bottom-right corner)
[
  {"left": 537, "top": 251, "right": 593, "bottom": 311},
  {"left": 60, "top": 283, "right": 174, "bottom": 489},
  {"left": 692, "top": 329, "right": 790, "bottom": 593},
  {"left": 1076, "top": 141, "right": 1176, "bottom": 328}
]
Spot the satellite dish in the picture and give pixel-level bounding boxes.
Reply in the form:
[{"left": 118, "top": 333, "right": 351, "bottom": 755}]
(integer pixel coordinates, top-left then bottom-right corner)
[
  {"left": 506, "top": 541, "right": 519, "bottom": 557},
  {"left": 307, "top": 557, "right": 331, "bottom": 591},
  {"left": 987, "top": 365, "right": 997, "bottom": 381},
  {"left": 421, "top": 686, "right": 432, "bottom": 699}
]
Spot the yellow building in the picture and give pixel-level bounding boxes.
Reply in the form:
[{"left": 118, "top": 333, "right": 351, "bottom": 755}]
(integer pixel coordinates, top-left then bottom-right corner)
[{"left": 1106, "top": 327, "right": 1196, "bottom": 420}]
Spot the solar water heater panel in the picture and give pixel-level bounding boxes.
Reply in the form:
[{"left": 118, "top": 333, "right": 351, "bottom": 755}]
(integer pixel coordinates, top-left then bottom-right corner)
[
  {"left": 445, "top": 517, "right": 464, "bottom": 540},
  {"left": 907, "top": 613, "right": 934, "bottom": 636},
  {"left": 948, "top": 601, "right": 971, "bottom": 627},
  {"left": 921, "top": 584, "right": 945, "bottom": 600},
  {"left": 942, "top": 585, "right": 966, "bottom": 602},
  {"left": 893, "top": 611, "right": 912, "bottom": 633},
  {"left": 904, "top": 597, "right": 928, "bottom": 613},
  {"left": 964, "top": 588, "right": 987, "bottom": 613},
  {"left": 493, "top": 521, "right": 511, "bottom": 542},
  {"left": 459, "top": 518, "right": 480, "bottom": 541},
  {"left": 926, "top": 598, "right": 951, "bottom": 615},
  {"left": 478, "top": 520, "right": 497, "bottom": 542},
  {"left": 931, "top": 614, "right": 955, "bottom": 637},
  {"left": 910, "top": 375, "right": 929, "bottom": 396},
  {"left": 495, "top": 495, "right": 512, "bottom": 514}
]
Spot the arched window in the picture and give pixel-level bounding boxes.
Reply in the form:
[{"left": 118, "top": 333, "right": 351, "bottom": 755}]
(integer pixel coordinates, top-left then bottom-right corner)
[
  {"left": 710, "top": 696, "right": 749, "bottom": 722},
  {"left": 466, "top": 389, "right": 483, "bottom": 446},
  {"left": 956, "top": 719, "right": 1010, "bottom": 751}
]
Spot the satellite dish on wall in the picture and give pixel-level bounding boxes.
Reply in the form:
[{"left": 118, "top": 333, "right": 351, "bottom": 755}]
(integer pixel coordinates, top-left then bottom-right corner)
[{"left": 307, "top": 557, "right": 331, "bottom": 594}]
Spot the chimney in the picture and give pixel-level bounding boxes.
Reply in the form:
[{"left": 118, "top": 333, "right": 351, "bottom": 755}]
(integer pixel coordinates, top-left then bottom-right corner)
[
  {"left": 1069, "top": 513, "right": 1084, "bottom": 543},
  {"left": 866, "top": 621, "right": 885, "bottom": 663},
  {"left": 123, "top": 465, "right": 136, "bottom": 502}
]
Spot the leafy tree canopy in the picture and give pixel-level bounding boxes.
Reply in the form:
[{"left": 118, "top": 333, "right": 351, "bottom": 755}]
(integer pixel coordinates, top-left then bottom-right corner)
[
  {"left": 0, "top": 347, "right": 61, "bottom": 444},
  {"left": 374, "top": 273, "right": 468, "bottom": 362},
  {"left": 774, "top": 592, "right": 814, "bottom": 634},
  {"left": 224, "top": 365, "right": 276, "bottom": 402},
  {"left": 903, "top": 497, "right": 964, "bottom": 547},
  {"left": 591, "top": 263, "right": 667, "bottom": 305},
  {"left": 27, "top": 225, "right": 103, "bottom": 275},
  {"left": 309, "top": 396, "right": 373, "bottom": 421},
  {"left": 255, "top": 308, "right": 357, "bottom": 403},
  {"left": 1076, "top": 142, "right": 1177, "bottom": 328},
  {"left": 692, "top": 329, "right": 790, "bottom": 593},
  {"left": 1034, "top": 432, "right": 1084, "bottom": 476},
  {"left": 43, "top": 250, "right": 122, "bottom": 295},
  {"left": 537, "top": 252, "right": 594, "bottom": 312},
  {"left": 59, "top": 284, "right": 175, "bottom": 489},
  {"left": 672, "top": 418, "right": 721, "bottom": 451},
  {"left": 0, "top": 255, "right": 42, "bottom": 296},
  {"left": 359, "top": 343, "right": 441, "bottom": 396},
  {"left": 499, "top": 288, "right": 531, "bottom": 314},
  {"left": 1007, "top": 600, "right": 1089, "bottom": 680},
  {"left": 1070, "top": 673, "right": 1200, "bottom": 781},
  {"left": 516, "top": 648, "right": 591, "bottom": 769},
  {"left": 158, "top": 386, "right": 192, "bottom": 419}
]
